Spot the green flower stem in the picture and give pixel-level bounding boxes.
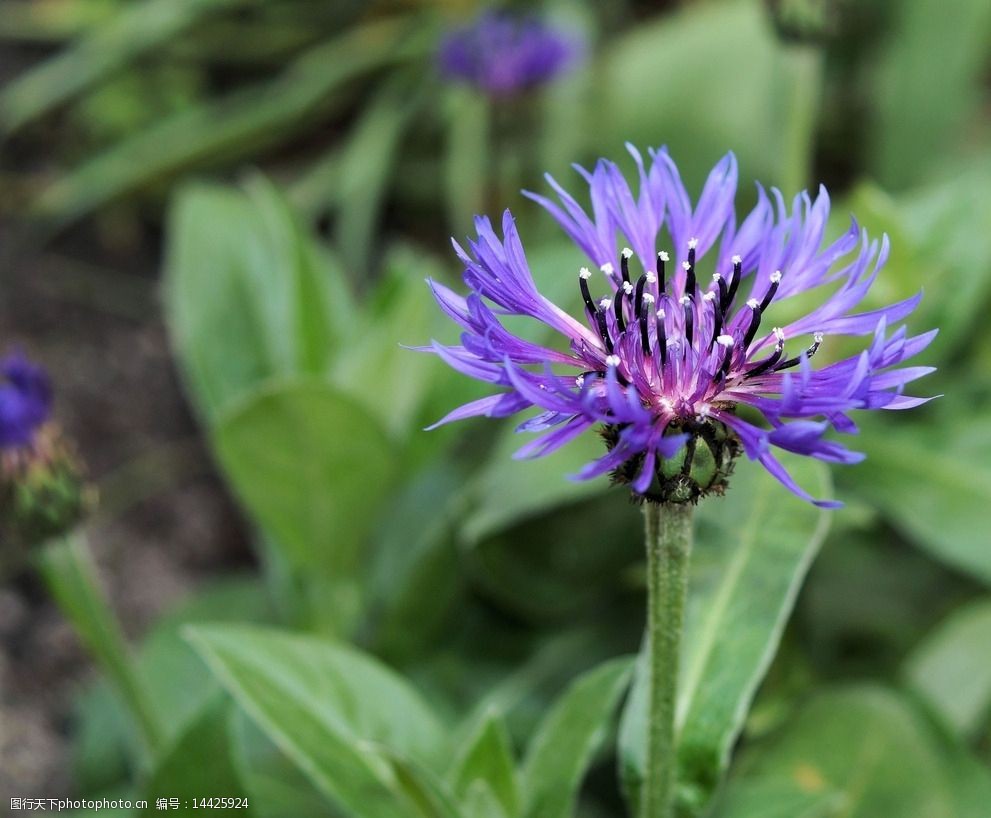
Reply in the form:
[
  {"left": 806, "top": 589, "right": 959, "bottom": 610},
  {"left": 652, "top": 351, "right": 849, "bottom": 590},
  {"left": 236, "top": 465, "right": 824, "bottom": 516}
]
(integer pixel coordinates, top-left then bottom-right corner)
[
  {"left": 642, "top": 502, "right": 694, "bottom": 818},
  {"left": 36, "top": 532, "right": 165, "bottom": 757}
]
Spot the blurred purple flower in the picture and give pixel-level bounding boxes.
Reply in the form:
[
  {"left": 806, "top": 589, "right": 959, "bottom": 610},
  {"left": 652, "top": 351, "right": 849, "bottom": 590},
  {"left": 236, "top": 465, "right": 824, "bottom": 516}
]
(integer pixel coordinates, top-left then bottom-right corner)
[
  {"left": 420, "top": 146, "right": 937, "bottom": 507},
  {"left": 0, "top": 350, "right": 52, "bottom": 450},
  {"left": 438, "top": 10, "right": 583, "bottom": 96}
]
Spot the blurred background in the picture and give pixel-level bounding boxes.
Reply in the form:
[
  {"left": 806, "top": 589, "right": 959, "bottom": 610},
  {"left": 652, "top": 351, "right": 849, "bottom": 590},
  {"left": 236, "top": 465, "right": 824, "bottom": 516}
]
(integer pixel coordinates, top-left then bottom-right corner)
[{"left": 1, "top": 0, "right": 990, "bottom": 813}]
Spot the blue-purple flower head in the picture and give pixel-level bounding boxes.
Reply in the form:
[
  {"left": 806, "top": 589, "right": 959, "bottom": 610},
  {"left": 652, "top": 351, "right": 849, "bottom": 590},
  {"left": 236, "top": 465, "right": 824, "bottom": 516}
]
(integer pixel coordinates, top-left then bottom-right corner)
[
  {"left": 420, "top": 146, "right": 936, "bottom": 507},
  {"left": 0, "top": 350, "right": 52, "bottom": 451},
  {"left": 438, "top": 10, "right": 583, "bottom": 96}
]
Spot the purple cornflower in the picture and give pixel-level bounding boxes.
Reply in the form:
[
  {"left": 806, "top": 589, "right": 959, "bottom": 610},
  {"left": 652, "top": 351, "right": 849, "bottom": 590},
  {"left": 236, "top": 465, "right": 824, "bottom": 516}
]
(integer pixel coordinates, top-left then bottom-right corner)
[
  {"left": 0, "top": 350, "right": 52, "bottom": 451},
  {"left": 421, "top": 147, "right": 936, "bottom": 507},
  {"left": 437, "top": 10, "right": 583, "bottom": 96}
]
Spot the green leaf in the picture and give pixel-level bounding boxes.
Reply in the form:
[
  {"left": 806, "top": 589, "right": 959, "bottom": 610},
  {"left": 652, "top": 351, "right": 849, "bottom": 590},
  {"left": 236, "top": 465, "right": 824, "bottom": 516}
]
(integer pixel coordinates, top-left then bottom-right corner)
[
  {"left": 521, "top": 656, "right": 633, "bottom": 818},
  {"left": 619, "top": 455, "right": 831, "bottom": 813},
  {"left": 868, "top": 0, "right": 991, "bottom": 188},
  {"left": 230, "top": 709, "right": 337, "bottom": 818},
  {"left": 838, "top": 414, "right": 991, "bottom": 586},
  {"left": 186, "top": 624, "right": 448, "bottom": 818},
  {"left": 903, "top": 597, "right": 991, "bottom": 739},
  {"left": 31, "top": 18, "right": 423, "bottom": 226},
  {"left": 710, "top": 686, "right": 988, "bottom": 818},
  {"left": 164, "top": 177, "right": 348, "bottom": 423},
  {"left": 0, "top": 0, "right": 249, "bottom": 134},
  {"left": 212, "top": 380, "right": 397, "bottom": 627},
  {"left": 139, "top": 697, "right": 255, "bottom": 817},
  {"left": 450, "top": 712, "right": 519, "bottom": 818}
]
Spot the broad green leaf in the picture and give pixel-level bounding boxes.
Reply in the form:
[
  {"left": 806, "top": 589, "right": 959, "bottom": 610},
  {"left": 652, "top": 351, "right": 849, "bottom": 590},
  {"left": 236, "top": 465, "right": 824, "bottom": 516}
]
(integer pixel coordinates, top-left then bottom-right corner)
[
  {"left": 31, "top": 18, "right": 424, "bottom": 225},
  {"left": 521, "top": 656, "right": 633, "bottom": 818},
  {"left": 164, "top": 177, "right": 348, "bottom": 423},
  {"left": 619, "top": 455, "right": 831, "bottom": 813},
  {"left": 186, "top": 625, "right": 448, "bottom": 818},
  {"left": 463, "top": 783, "right": 507, "bottom": 818},
  {"left": 904, "top": 598, "right": 991, "bottom": 739},
  {"left": 838, "top": 415, "right": 991, "bottom": 586},
  {"left": 386, "top": 752, "right": 465, "bottom": 818},
  {"left": 212, "top": 380, "right": 396, "bottom": 591},
  {"left": 461, "top": 424, "right": 612, "bottom": 547},
  {"left": 366, "top": 464, "right": 468, "bottom": 664},
  {"left": 140, "top": 697, "right": 255, "bottom": 817},
  {"left": 868, "top": 0, "right": 991, "bottom": 188},
  {"left": 710, "top": 686, "right": 985, "bottom": 818},
  {"left": 0, "top": 0, "right": 248, "bottom": 133},
  {"left": 450, "top": 712, "right": 519, "bottom": 818},
  {"left": 595, "top": 0, "right": 821, "bottom": 192},
  {"left": 230, "top": 709, "right": 338, "bottom": 818}
]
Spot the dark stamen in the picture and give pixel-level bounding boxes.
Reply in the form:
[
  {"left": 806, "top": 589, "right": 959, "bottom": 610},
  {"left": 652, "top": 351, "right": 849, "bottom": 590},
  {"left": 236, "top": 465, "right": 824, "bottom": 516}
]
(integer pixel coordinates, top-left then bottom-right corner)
[
  {"left": 620, "top": 250, "right": 632, "bottom": 284},
  {"left": 709, "top": 299, "right": 723, "bottom": 349},
  {"left": 724, "top": 257, "right": 742, "bottom": 310},
  {"left": 683, "top": 261, "right": 697, "bottom": 298},
  {"left": 683, "top": 298, "right": 694, "bottom": 346},
  {"left": 758, "top": 271, "right": 781, "bottom": 313},
  {"left": 776, "top": 333, "right": 823, "bottom": 371},
  {"left": 614, "top": 289, "right": 627, "bottom": 333},
  {"left": 657, "top": 252, "right": 668, "bottom": 293},
  {"left": 594, "top": 309, "right": 613, "bottom": 354},
  {"left": 578, "top": 271, "right": 596, "bottom": 313},
  {"left": 744, "top": 344, "right": 784, "bottom": 378},
  {"left": 743, "top": 302, "right": 762, "bottom": 348},
  {"left": 718, "top": 343, "right": 735, "bottom": 380},
  {"left": 657, "top": 312, "right": 668, "bottom": 366},
  {"left": 639, "top": 313, "right": 650, "bottom": 355},
  {"left": 714, "top": 273, "right": 727, "bottom": 307},
  {"left": 634, "top": 274, "right": 648, "bottom": 318},
  {"left": 680, "top": 436, "right": 697, "bottom": 475}
]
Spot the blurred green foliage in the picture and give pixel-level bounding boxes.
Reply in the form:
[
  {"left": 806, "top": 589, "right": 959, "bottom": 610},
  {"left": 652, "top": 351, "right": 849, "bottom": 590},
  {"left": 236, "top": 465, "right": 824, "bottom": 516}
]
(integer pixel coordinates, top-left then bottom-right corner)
[{"left": 4, "top": 0, "right": 991, "bottom": 815}]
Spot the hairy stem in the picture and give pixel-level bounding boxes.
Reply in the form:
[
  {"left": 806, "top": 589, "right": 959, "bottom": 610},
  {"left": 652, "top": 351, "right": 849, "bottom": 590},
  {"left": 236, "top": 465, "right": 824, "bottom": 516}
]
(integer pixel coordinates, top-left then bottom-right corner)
[{"left": 642, "top": 502, "right": 694, "bottom": 818}]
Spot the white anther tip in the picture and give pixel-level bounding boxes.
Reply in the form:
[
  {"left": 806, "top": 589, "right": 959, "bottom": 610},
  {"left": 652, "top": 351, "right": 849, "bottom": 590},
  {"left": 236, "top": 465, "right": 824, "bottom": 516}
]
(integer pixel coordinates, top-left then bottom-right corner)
[
  {"left": 622, "top": 281, "right": 634, "bottom": 294},
  {"left": 703, "top": 291, "right": 716, "bottom": 301},
  {"left": 680, "top": 295, "right": 692, "bottom": 305},
  {"left": 716, "top": 334, "right": 735, "bottom": 347},
  {"left": 621, "top": 247, "right": 634, "bottom": 259},
  {"left": 578, "top": 266, "right": 591, "bottom": 279},
  {"left": 606, "top": 354, "right": 621, "bottom": 367},
  {"left": 771, "top": 270, "right": 782, "bottom": 283},
  {"left": 712, "top": 273, "right": 722, "bottom": 281},
  {"left": 688, "top": 237, "right": 699, "bottom": 249},
  {"left": 773, "top": 327, "right": 785, "bottom": 342},
  {"left": 599, "top": 298, "right": 612, "bottom": 309},
  {"left": 656, "top": 308, "right": 666, "bottom": 319},
  {"left": 747, "top": 298, "right": 760, "bottom": 309},
  {"left": 645, "top": 272, "right": 657, "bottom": 283},
  {"left": 575, "top": 375, "right": 585, "bottom": 387},
  {"left": 642, "top": 293, "right": 655, "bottom": 304},
  {"left": 814, "top": 331, "right": 824, "bottom": 343},
  {"left": 600, "top": 262, "right": 615, "bottom": 275},
  {"left": 658, "top": 250, "right": 670, "bottom": 262},
  {"left": 682, "top": 261, "right": 691, "bottom": 271},
  {"left": 731, "top": 254, "right": 742, "bottom": 265}
]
